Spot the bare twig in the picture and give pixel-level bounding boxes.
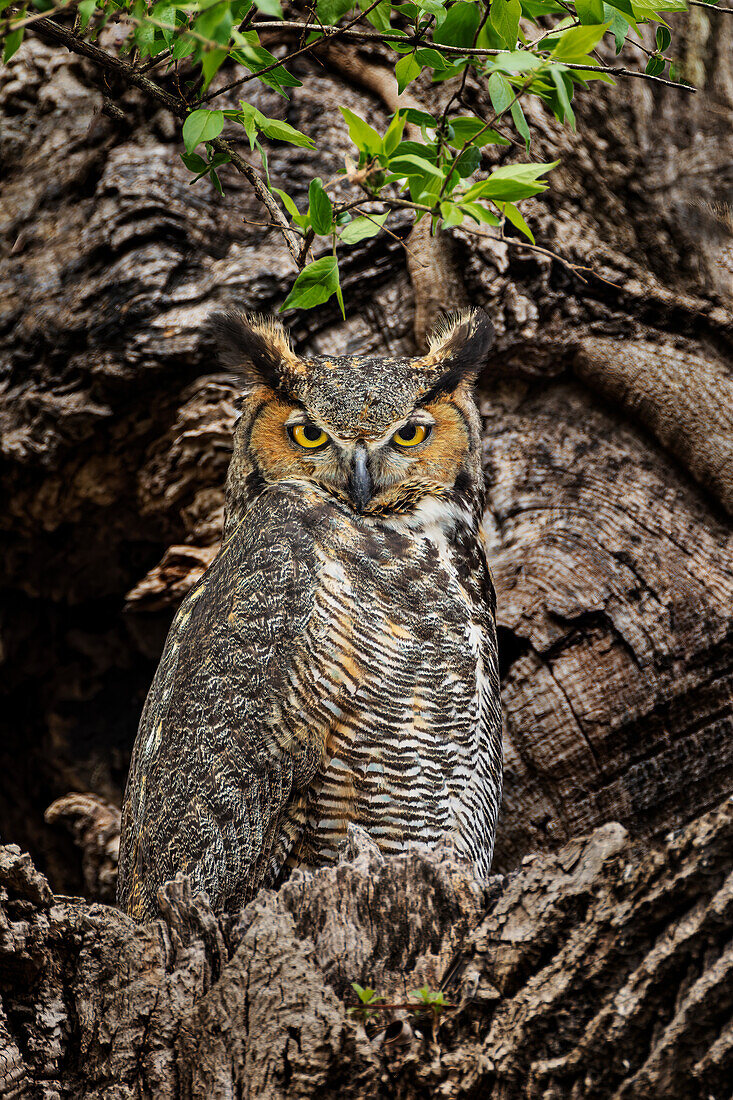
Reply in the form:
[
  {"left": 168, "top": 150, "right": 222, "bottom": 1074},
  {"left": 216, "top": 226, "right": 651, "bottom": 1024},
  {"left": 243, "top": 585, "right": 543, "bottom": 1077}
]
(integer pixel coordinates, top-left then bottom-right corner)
[
  {"left": 687, "top": 0, "right": 733, "bottom": 11},
  {"left": 297, "top": 227, "right": 316, "bottom": 266},
  {"left": 2, "top": 0, "right": 76, "bottom": 33}
]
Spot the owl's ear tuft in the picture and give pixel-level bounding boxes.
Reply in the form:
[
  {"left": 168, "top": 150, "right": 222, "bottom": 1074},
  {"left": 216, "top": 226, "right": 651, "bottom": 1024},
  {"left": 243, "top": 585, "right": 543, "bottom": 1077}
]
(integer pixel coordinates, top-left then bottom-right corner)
[
  {"left": 208, "top": 310, "right": 305, "bottom": 393},
  {"left": 419, "top": 308, "right": 494, "bottom": 403}
]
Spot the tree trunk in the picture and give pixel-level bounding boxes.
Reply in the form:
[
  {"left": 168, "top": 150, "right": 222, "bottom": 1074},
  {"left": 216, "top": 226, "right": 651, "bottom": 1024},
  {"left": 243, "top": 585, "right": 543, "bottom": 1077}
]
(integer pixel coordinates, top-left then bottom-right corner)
[
  {"left": 1, "top": 801, "right": 732, "bottom": 1098},
  {"left": 0, "top": 10, "right": 732, "bottom": 1095}
]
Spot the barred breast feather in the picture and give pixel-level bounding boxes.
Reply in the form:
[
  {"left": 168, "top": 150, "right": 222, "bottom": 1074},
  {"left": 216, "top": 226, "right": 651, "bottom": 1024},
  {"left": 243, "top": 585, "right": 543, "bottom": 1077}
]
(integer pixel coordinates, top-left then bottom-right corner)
[{"left": 117, "top": 480, "right": 502, "bottom": 920}]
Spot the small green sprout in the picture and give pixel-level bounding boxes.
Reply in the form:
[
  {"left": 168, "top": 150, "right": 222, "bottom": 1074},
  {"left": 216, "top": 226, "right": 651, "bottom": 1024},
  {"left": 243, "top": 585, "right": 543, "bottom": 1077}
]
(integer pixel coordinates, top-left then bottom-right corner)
[
  {"left": 348, "top": 982, "right": 384, "bottom": 1020},
  {"left": 410, "top": 985, "right": 452, "bottom": 1019}
]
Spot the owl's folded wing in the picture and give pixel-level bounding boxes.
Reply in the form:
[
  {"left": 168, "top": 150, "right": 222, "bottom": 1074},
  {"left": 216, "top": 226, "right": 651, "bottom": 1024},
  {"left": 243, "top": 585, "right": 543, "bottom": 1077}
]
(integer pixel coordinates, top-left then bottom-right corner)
[{"left": 118, "top": 485, "right": 357, "bottom": 919}]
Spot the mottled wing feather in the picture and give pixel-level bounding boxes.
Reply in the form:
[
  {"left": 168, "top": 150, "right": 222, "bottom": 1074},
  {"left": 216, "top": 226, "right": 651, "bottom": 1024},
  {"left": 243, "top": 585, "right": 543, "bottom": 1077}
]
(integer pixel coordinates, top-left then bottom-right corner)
[{"left": 117, "top": 487, "right": 356, "bottom": 918}]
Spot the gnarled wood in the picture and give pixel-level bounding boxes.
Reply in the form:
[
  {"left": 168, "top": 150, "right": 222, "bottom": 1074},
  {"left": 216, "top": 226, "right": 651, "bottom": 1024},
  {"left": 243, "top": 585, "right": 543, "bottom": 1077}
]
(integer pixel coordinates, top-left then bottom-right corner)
[{"left": 1, "top": 802, "right": 732, "bottom": 1097}]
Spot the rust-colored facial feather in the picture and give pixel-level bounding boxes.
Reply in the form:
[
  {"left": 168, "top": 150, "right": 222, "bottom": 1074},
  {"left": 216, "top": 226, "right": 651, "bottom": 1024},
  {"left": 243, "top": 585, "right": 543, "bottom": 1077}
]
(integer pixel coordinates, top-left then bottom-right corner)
[
  {"left": 410, "top": 393, "right": 472, "bottom": 485},
  {"left": 248, "top": 390, "right": 318, "bottom": 483},
  {"left": 216, "top": 309, "right": 491, "bottom": 519}
]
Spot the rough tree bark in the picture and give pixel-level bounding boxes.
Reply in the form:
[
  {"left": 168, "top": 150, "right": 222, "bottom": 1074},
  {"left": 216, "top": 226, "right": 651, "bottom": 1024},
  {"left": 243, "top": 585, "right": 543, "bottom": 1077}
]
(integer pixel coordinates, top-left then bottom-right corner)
[
  {"left": 0, "top": 7, "right": 731, "bottom": 1096},
  {"left": 2, "top": 800, "right": 733, "bottom": 1097}
]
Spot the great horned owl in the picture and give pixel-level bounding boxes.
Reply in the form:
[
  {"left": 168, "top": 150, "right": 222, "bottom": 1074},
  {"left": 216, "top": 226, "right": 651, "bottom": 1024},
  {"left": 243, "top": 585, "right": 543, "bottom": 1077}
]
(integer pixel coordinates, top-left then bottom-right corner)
[{"left": 117, "top": 309, "right": 502, "bottom": 920}]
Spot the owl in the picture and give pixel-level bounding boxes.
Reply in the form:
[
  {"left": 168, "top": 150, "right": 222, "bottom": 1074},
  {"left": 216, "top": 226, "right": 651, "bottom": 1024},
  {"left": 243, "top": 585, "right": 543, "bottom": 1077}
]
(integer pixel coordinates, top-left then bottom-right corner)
[{"left": 117, "top": 309, "right": 502, "bottom": 920}]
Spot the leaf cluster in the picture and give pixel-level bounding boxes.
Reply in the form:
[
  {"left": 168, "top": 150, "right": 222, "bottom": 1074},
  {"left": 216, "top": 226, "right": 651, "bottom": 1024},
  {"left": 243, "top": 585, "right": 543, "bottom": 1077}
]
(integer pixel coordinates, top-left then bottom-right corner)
[{"left": 1, "top": 0, "right": 695, "bottom": 312}]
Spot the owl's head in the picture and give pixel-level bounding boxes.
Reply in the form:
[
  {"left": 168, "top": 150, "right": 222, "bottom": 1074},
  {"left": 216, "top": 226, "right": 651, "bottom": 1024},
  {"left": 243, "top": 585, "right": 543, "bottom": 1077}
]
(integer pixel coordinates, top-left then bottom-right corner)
[{"left": 212, "top": 308, "right": 492, "bottom": 529}]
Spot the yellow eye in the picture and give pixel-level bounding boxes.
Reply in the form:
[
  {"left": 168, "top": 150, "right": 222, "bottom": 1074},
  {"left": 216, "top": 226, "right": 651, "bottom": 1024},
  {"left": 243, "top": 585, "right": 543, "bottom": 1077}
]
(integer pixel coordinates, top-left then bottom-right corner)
[
  {"left": 290, "top": 423, "right": 329, "bottom": 450},
  {"left": 392, "top": 423, "right": 429, "bottom": 448}
]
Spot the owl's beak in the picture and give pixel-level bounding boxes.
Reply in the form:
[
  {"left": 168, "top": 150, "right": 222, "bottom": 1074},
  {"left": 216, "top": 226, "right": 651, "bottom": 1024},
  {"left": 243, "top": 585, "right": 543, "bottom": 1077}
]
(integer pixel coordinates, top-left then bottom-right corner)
[{"left": 349, "top": 442, "right": 372, "bottom": 513}]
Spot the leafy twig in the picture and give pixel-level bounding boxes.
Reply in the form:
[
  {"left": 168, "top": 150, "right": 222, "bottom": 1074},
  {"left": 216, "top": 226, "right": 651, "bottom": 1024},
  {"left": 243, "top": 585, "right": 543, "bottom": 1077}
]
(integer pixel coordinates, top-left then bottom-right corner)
[{"left": 201, "top": 0, "right": 387, "bottom": 104}]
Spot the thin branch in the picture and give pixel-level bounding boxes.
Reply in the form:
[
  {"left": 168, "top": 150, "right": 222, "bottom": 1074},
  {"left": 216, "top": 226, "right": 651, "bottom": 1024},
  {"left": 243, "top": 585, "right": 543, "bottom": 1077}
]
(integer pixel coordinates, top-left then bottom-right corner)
[
  {"left": 439, "top": 72, "right": 535, "bottom": 201},
  {"left": 31, "top": 15, "right": 189, "bottom": 114},
  {"left": 297, "top": 227, "right": 315, "bottom": 266},
  {"left": 2, "top": 0, "right": 76, "bottom": 33},
  {"left": 687, "top": 0, "right": 733, "bottom": 10},
  {"left": 27, "top": 16, "right": 303, "bottom": 264},
  {"left": 373, "top": 194, "right": 617, "bottom": 284},
  {"left": 200, "top": 0, "right": 385, "bottom": 104},
  {"left": 529, "top": 17, "right": 581, "bottom": 48},
  {"left": 241, "top": 19, "right": 696, "bottom": 89}
]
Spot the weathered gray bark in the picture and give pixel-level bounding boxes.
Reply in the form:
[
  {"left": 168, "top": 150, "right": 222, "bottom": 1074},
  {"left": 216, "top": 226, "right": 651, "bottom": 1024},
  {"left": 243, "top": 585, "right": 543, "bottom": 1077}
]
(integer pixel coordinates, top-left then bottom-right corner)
[
  {"left": 1, "top": 800, "right": 732, "bottom": 1098},
  {"left": 0, "top": 9, "right": 732, "bottom": 1095}
]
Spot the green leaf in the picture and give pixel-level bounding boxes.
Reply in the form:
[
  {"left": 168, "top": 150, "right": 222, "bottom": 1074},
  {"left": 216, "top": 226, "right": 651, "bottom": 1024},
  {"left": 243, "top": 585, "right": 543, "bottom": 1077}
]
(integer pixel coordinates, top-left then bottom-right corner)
[
  {"left": 170, "top": 33, "right": 196, "bottom": 60},
  {"left": 395, "top": 52, "right": 421, "bottom": 92},
  {"left": 201, "top": 47, "right": 227, "bottom": 90},
  {"left": 502, "top": 201, "right": 535, "bottom": 242},
  {"left": 350, "top": 980, "right": 384, "bottom": 1004},
  {"left": 401, "top": 108, "right": 438, "bottom": 128},
  {"left": 153, "top": 3, "right": 176, "bottom": 44},
  {"left": 490, "top": 50, "right": 543, "bottom": 72},
  {"left": 236, "top": 101, "right": 259, "bottom": 149},
  {"left": 655, "top": 24, "right": 671, "bottom": 51},
  {"left": 483, "top": 160, "right": 558, "bottom": 181},
  {"left": 3, "top": 22, "right": 24, "bottom": 61},
  {"left": 309, "top": 178, "right": 334, "bottom": 235},
  {"left": 339, "top": 106, "right": 383, "bottom": 156},
  {"left": 232, "top": 31, "right": 302, "bottom": 93},
  {"left": 464, "top": 161, "right": 556, "bottom": 201},
  {"left": 383, "top": 112, "right": 407, "bottom": 155},
  {"left": 361, "top": 0, "right": 392, "bottom": 31},
  {"left": 195, "top": 2, "right": 234, "bottom": 46},
  {"left": 552, "top": 23, "right": 609, "bottom": 61},
  {"left": 439, "top": 201, "right": 464, "bottom": 227},
  {"left": 258, "top": 117, "right": 315, "bottom": 148},
  {"left": 602, "top": 0, "right": 640, "bottom": 37},
  {"left": 316, "top": 0, "right": 353, "bottom": 22},
  {"left": 433, "top": 0, "right": 480, "bottom": 47},
  {"left": 452, "top": 145, "right": 481, "bottom": 178},
  {"left": 273, "top": 187, "right": 302, "bottom": 218},
  {"left": 388, "top": 154, "right": 445, "bottom": 179},
  {"left": 414, "top": 0, "right": 448, "bottom": 18},
  {"left": 210, "top": 169, "right": 224, "bottom": 196},
  {"left": 133, "top": 17, "right": 156, "bottom": 57},
  {"left": 511, "top": 100, "right": 531, "bottom": 152},
  {"left": 414, "top": 46, "right": 452, "bottom": 71},
  {"left": 448, "top": 117, "right": 509, "bottom": 146},
  {"left": 281, "top": 255, "right": 341, "bottom": 311},
  {"left": 632, "top": 0, "right": 686, "bottom": 14},
  {"left": 645, "top": 54, "right": 665, "bottom": 75},
  {"left": 461, "top": 202, "right": 502, "bottom": 226},
  {"left": 390, "top": 140, "right": 439, "bottom": 162},
  {"left": 254, "top": 0, "right": 283, "bottom": 15},
  {"left": 181, "top": 151, "right": 208, "bottom": 173},
  {"left": 340, "top": 212, "right": 388, "bottom": 243},
  {"left": 272, "top": 187, "right": 309, "bottom": 230},
  {"left": 182, "top": 108, "right": 224, "bottom": 153},
  {"left": 77, "top": 0, "right": 97, "bottom": 30},
  {"left": 603, "top": 5, "right": 630, "bottom": 52},
  {"left": 490, "top": 0, "right": 521, "bottom": 50},
  {"left": 487, "top": 71, "right": 514, "bottom": 115},
  {"left": 575, "top": 0, "right": 604, "bottom": 21},
  {"left": 550, "top": 67, "right": 576, "bottom": 127}
]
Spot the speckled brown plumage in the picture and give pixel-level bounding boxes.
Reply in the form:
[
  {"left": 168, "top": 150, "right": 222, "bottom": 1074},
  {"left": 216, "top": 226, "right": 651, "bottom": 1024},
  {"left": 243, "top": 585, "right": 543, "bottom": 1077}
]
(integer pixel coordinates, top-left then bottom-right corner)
[{"left": 117, "top": 310, "right": 502, "bottom": 919}]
